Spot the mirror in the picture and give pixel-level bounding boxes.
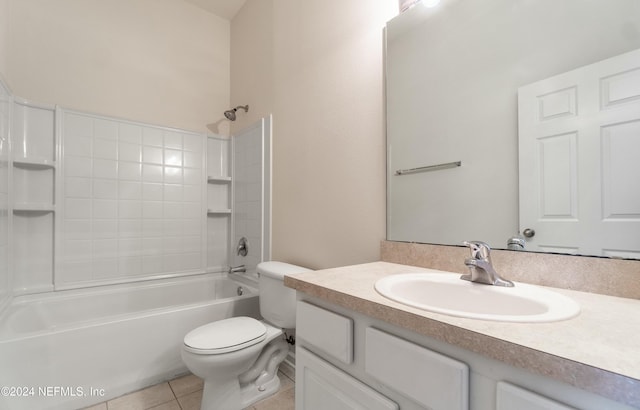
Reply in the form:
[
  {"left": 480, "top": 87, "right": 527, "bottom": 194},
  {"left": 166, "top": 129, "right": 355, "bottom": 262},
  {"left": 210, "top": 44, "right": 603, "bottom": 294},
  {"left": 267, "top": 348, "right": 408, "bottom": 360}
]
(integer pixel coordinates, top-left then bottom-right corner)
[{"left": 386, "top": 0, "right": 640, "bottom": 259}]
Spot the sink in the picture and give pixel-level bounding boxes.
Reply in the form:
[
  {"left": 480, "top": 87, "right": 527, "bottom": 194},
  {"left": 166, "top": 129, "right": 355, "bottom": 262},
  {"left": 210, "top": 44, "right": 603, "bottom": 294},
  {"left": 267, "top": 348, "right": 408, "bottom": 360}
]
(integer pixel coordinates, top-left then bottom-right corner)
[{"left": 375, "top": 273, "right": 580, "bottom": 323}]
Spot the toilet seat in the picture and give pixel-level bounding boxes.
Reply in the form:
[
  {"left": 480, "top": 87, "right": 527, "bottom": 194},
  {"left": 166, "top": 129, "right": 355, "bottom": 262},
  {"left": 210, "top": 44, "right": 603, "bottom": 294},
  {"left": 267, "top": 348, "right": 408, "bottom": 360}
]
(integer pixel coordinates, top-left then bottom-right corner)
[{"left": 183, "top": 317, "right": 267, "bottom": 355}]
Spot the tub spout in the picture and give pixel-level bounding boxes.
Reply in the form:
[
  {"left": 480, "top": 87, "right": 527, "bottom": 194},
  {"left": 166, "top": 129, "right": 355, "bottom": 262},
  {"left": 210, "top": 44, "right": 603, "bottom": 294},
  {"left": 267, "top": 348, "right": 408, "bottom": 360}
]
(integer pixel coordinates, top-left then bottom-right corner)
[{"left": 228, "top": 265, "right": 246, "bottom": 274}]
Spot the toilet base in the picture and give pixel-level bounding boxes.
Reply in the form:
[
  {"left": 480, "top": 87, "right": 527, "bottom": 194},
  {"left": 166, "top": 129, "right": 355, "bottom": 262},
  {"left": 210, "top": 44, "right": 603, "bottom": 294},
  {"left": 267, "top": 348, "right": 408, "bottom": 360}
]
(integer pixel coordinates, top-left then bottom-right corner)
[
  {"left": 192, "top": 331, "right": 291, "bottom": 410},
  {"left": 239, "top": 336, "right": 290, "bottom": 408},
  {"left": 240, "top": 372, "right": 282, "bottom": 408},
  {"left": 199, "top": 373, "right": 282, "bottom": 410}
]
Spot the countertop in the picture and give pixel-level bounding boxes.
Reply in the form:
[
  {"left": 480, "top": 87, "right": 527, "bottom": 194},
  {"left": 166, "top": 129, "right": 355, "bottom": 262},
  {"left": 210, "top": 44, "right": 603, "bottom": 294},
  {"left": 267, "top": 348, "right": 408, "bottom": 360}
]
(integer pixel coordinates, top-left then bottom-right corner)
[{"left": 284, "top": 261, "right": 640, "bottom": 408}]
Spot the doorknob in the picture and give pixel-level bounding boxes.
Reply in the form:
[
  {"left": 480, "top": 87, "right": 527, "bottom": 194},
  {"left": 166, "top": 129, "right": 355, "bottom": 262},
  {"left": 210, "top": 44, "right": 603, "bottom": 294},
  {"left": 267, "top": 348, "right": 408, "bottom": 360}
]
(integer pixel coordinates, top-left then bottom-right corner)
[{"left": 523, "top": 228, "right": 535, "bottom": 238}]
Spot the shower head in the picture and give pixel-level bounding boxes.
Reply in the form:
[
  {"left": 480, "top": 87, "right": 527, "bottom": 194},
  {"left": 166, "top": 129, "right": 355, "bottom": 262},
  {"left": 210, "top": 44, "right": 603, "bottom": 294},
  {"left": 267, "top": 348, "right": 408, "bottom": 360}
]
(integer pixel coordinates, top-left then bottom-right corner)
[{"left": 224, "top": 105, "right": 249, "bottom": 121}]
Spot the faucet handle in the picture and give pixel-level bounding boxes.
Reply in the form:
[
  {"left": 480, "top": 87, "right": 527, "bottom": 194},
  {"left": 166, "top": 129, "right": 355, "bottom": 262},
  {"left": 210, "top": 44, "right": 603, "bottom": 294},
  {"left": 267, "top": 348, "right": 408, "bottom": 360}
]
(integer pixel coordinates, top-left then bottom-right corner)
[{"left": 463, "top": 241, "right": 491, "bottom": 260}]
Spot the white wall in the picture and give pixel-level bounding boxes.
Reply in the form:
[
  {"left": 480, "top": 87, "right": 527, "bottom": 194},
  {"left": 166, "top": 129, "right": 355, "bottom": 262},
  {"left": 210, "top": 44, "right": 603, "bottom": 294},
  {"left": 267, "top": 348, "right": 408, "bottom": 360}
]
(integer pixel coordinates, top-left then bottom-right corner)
[
  {"left": 231, "top": 0, "right": 397, "bottom": 269},
  {"left": 5, "top": 0, "right": 230, "bottom": 134},
  {"left": 0, "top": 0, "right": 8, "bottom": 81}
]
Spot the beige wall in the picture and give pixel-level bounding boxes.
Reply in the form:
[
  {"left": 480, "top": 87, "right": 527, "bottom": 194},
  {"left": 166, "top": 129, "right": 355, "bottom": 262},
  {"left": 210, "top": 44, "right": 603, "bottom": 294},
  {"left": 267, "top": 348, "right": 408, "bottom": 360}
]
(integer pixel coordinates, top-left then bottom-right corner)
[
  {"left": 231, "top": 0, "right": 397, "bottom": 270},
  {"left": 5, "top": 0, "right": 230, "bottom": 133},
  {"left": 0, "top": 0, "right": 8, "bottom": 82}
]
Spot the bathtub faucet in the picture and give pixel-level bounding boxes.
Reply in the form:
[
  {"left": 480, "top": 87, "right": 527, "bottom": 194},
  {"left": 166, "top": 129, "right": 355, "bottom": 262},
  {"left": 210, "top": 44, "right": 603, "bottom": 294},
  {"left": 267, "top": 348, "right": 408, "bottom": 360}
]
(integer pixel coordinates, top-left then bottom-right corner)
[{"left": 228, "top": 265, "right": 246, "bottom": 274}]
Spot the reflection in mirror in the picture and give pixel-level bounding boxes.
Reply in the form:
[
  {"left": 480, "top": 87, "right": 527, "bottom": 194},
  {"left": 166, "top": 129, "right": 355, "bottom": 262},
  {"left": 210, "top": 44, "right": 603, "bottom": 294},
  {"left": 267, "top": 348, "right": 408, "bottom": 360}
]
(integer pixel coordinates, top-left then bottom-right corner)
[{"left": 386, "top": 0, "right": 640, "bottom": 259}]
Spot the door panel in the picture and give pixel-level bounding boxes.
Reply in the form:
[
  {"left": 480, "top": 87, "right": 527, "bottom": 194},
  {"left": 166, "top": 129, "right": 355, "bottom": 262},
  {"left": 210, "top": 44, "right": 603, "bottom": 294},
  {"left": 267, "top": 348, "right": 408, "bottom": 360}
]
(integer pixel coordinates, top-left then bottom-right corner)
[{"left": 518, "top": 48, "right": 640, "bottom": 256}]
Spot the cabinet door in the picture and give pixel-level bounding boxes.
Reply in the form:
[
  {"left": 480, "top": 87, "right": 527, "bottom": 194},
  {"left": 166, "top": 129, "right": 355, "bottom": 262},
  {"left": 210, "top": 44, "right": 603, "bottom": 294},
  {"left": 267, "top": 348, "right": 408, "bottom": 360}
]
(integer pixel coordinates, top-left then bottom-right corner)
[
  {"left": 497, "top": 382, "right": 576, "bottom": 410},
  {"left": 297, "top": 301, "right": 354, "bottom": 364},
  {"left": 296, "top": 347, "right": 398, "bottom": 410},
  {"left": 365, "top": 327, "right": 469, "bottom": 410}
]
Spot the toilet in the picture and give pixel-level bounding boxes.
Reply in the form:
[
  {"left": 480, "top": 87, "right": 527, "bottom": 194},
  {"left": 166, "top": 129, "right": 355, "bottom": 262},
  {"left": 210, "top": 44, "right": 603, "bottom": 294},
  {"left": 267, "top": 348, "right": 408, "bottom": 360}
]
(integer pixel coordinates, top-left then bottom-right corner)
[{"left": 181, "top": 261, "right": 310, "bottom": 410}]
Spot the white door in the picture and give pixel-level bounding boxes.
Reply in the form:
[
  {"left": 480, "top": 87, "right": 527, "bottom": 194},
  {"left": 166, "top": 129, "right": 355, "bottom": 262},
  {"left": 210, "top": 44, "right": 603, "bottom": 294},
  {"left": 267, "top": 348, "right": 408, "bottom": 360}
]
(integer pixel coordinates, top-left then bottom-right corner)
[{"left": 518, "top": 48, "right": 640, "bottom": 258}]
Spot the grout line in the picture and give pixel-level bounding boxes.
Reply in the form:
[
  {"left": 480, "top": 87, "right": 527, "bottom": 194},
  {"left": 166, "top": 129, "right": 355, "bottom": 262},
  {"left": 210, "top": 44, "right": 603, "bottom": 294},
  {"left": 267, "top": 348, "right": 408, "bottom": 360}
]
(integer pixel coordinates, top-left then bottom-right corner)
[
  {"left": 164, "top": 380, "right": 184, "bottom": 410},
  {"left": 167, "top": 381, "right": 178, "bottom": 400}
]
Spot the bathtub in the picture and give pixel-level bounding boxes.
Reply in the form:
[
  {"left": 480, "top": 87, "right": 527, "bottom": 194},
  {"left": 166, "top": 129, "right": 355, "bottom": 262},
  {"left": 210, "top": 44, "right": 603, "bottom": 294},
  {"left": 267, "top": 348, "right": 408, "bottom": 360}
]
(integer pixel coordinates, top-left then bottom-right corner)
[{"left": 0, "top": 273, "right": 260, "bottom": 410}]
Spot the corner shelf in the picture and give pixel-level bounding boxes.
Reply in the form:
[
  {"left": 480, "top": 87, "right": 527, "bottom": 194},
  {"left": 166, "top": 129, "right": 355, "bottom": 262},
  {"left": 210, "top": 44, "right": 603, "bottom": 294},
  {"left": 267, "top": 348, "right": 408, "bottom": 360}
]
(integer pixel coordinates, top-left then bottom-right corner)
[
  {"left": 207, "top": 209, "right": 232, "bottom": 215},
  {"left": 13, "top": 157, "right": 56, "bottom": 169},
  {"left": 207, "top": 176, "right": 231, "bottom": 183},
  {"left": 206, "top": 175, "right": 232, "bottom": 215},
  {"left": 10, "top": 100, "right": 57, "bottom": 294},
  {"left": 13, "top": 203, "right": 55, "bottom": 212}
]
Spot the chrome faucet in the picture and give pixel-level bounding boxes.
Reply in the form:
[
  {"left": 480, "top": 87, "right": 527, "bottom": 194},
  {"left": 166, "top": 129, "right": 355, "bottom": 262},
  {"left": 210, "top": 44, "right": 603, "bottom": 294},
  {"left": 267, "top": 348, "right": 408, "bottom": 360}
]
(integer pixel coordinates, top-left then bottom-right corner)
[
  {"left": 228, "top": 265, "right": 246, "bottom": 274},
  {"left": 507, "top": 234, "right": 526, "bottom": 251},
  {"left": 461, "top": 241, "right": 514, "bottom": 287}
]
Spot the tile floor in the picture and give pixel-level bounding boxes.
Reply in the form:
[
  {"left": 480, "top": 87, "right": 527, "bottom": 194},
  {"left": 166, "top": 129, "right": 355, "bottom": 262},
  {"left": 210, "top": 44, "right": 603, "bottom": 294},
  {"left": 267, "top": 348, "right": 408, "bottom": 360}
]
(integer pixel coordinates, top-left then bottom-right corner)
[{"left": 84, "top": 364, "right": 295, "bottom": 410}]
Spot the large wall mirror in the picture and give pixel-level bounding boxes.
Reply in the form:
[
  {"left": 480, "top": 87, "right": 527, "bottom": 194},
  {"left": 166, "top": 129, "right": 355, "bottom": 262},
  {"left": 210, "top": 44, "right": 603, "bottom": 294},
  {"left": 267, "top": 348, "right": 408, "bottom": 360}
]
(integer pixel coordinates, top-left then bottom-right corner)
[{"left": 386, "top": 0, "right": 640, "bottom": 259}]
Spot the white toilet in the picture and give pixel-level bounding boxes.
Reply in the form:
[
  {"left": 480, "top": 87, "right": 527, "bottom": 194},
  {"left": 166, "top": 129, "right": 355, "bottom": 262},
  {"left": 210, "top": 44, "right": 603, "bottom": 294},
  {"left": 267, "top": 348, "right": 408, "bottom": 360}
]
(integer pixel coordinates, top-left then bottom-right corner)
[{"left": 181, "top": 261, "right": 310, "bottom": 410}]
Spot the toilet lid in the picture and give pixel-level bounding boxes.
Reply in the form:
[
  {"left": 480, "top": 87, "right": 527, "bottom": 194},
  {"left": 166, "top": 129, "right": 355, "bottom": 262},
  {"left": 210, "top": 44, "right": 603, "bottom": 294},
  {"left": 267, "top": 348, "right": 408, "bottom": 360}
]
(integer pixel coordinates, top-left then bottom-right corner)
[{"left": 183, "top": 317, "right": 267, "bottom": 355}]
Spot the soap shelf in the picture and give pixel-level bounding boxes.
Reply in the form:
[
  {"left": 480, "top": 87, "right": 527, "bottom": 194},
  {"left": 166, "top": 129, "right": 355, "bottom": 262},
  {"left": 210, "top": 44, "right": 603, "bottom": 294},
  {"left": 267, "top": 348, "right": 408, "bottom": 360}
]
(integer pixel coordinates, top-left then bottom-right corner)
[
  {"left": 207, "top": 209, "right": 232, "bottom": 215},
  {"left": 13, "top": 203, "right": 55, "bottom": 212},
  {"left": 10, "top": 96, "right": 57, "bottom": 294},
  {"left": 207, "top": 176, "right": 231, "bottom": 183},
  {"left": 13, "top": 158, "right": 56, "bottom": 169}
]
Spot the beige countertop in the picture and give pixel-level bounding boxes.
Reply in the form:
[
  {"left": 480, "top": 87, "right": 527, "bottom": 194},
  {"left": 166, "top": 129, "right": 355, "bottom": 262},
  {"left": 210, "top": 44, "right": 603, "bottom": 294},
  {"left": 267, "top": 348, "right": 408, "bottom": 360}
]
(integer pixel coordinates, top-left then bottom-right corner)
[{"left": 284, "top": 261, "right": 640, "bottom": 408}]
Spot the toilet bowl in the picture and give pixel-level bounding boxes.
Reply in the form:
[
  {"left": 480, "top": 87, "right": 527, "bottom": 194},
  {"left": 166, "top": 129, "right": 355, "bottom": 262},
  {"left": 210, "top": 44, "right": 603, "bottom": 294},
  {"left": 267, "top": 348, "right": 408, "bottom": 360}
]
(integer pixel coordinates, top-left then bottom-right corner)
[{"left": 181, "top": 261, "right": 310, "bottom": 410}]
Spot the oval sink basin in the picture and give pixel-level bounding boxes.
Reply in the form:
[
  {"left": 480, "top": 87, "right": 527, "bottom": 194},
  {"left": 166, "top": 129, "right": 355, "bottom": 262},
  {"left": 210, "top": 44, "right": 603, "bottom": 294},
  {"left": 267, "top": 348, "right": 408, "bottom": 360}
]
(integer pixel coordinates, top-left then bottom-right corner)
[{"left": 375, "top": 273, "right": 580, "bottom": 323}]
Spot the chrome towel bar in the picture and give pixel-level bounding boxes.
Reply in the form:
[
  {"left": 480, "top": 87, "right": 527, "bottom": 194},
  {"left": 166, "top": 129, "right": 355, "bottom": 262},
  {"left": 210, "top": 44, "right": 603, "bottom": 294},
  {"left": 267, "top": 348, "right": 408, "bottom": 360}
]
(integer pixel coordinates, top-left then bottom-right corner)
[{"left": 394, "top": 161, "right": 462, "bottom": 176}]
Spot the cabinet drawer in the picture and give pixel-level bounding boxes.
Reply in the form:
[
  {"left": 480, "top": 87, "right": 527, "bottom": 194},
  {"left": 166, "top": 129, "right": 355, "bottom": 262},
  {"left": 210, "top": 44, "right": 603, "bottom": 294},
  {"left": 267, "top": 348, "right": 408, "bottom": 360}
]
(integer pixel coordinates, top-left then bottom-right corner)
[
  {"left": 296, "top": 347, "right": 398, "bottom": 410},
  {"left": 365, "top": 327, "right": 469, "bottom": 410},
  {"left": 297, "top": 301, "right": 353, "bottom": 364},
  {"left": 497, "top": 382, "right": 576, "bottom": 410}
]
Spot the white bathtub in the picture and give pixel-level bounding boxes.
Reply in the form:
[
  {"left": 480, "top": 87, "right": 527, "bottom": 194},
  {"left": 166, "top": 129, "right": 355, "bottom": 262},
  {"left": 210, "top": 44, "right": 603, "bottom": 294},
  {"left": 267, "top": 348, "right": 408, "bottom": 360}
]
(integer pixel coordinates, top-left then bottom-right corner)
[{"left": 0, "top": 273, "right": 260, "bottom": 410}]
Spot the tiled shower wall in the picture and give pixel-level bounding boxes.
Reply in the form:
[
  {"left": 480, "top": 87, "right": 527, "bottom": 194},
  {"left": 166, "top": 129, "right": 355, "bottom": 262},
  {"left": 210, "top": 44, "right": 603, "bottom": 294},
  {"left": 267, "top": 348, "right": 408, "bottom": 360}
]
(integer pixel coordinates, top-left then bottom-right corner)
[
  {"left": 231, "top": 118, "right": 271, "bottom": 273},
  {"left": 0, "top": 81, "right": 9, "bottom": 305},
  {"left": 58, "top": 111, "right": 207, "bottom": 287},
  {"left": 0, "top": 87, "right": 269, "bottom": 297}
]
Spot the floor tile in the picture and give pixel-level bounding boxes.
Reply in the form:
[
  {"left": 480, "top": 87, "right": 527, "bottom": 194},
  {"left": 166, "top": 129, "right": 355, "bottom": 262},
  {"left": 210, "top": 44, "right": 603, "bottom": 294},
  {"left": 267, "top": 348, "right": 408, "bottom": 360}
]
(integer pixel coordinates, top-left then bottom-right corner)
[
  {"left": 107, "top": 382, "right": 175, "bottom": 410},
  {"left": 176, "top": 389, "right": 203, "bottom": 410},
  {"left": 169, "top": 373, "right": 204, "bottom": 398},
  {"left": 147, "top": 400, "right": 181, "bottom": 410},
  {"left": 83, "top": 403, "right": 107, "bottom": 410},
  {"left": 277, "top": 371, "right": 294, "bottom": 392},
  {"left": 88, "top": 365, "right": 295, "bottom": 410},
  {"left": 253, "top": 387, "right": 295, "bottom": 410}
]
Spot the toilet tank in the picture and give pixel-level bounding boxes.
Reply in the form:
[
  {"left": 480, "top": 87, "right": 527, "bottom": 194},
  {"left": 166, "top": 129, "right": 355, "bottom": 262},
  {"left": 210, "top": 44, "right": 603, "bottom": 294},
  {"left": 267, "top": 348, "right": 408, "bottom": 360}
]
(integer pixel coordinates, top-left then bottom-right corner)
[{"left": 258, "top": 261, "right": 311, "bottom": 329}]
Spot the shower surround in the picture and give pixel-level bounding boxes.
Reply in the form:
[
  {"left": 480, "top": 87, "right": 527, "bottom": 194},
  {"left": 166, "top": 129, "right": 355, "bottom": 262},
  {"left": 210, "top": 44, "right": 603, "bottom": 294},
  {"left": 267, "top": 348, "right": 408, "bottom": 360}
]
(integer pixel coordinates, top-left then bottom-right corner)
[
  {"left": 0, "top": 81, "right": 9, "bottom": 311},
  {"left": 0, "top": 79, "right": 272, "bottom": 409}
]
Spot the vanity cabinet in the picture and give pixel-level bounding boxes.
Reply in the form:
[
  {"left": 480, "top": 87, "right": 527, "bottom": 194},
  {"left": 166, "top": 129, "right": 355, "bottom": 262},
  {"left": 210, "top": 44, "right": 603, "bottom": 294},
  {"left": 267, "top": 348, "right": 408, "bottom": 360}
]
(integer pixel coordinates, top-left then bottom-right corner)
[
  {"left": 296, "top": 301, "right": 469, "bottom": 410},
  {"left": 496, "top": 382, "right": 575, "bottom": 410},
  {"left": 296, "top": 346, "right": 398, "bottom": 410},
  {"left": 294, "top": 296, "right": 634, "bottom": 410}
]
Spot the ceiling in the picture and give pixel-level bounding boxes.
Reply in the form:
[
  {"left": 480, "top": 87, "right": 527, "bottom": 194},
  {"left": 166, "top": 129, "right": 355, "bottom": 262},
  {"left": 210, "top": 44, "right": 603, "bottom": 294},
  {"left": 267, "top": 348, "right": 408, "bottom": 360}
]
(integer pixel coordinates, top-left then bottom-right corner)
[{"left": 183, "top": 0, "right": 247, "bottom": 20}]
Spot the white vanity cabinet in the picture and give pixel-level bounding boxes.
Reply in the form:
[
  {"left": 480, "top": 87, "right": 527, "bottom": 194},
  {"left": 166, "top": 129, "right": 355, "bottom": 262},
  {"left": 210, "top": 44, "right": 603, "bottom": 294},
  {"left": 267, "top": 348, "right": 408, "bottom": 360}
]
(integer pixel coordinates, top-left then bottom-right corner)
[
  {"left": 295, "top": 301, "right": 398, "bottom": 410},
  {"left": 294, "top": 296, "right": 635, "bottom": 410},
  {"left": 296, "top": 347, "right": 399, "bottom": 410},
  {"left": 296, "top": 300, "right": 470, "bottom": 410},
  {"left": 496, "top": 382, "right": 576, "bottom": 410}
]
